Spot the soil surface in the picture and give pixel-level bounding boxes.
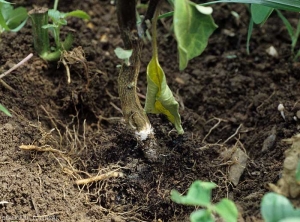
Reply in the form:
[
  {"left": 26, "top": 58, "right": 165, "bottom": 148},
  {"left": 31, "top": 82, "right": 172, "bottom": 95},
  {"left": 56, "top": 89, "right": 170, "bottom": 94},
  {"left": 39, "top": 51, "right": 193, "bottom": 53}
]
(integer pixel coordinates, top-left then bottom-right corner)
[{"left": 1, "top": 0, "right": 300, "bottom": 221}]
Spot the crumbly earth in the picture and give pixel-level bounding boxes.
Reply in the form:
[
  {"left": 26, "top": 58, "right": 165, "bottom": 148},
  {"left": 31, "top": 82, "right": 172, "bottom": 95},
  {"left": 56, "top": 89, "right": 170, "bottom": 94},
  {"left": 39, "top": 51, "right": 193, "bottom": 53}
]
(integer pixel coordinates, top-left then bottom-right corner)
[{"left": 1, "top": 0, "right": 300, "bottom": 221}]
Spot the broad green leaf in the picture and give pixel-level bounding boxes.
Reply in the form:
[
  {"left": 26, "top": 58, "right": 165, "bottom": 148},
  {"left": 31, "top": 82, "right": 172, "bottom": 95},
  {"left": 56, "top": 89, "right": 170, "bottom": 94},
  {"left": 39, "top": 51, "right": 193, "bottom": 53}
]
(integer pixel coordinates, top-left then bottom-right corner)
[
  {"left": 145, "top": 57, "right": 184, "bottom": 134},
  {"left": 251, "top": 4, "right": 273, "bottom": 24},
  {"left": 190, "top": 209, "right": 214, "bottom": 222},
  {"left": 0, "top": 0, "right": 11, "bottom": 3},
  {"left": 279, "top": 218, "right": 300, "bottom": 222},
  {"left": 203, "top": 1, "right": 300, "bottom": 12},
  {"left": 261, "top": 192, "right": 300, "bottom": 222},
  {"left": 0, "top": 3, "right": 27, "bottom": 32},
  {"left": 296, "top": 161, "right": 300, "bottom": 183},
  {"left": 214, "top": 199, "right": 238, "bottom": 222},
  {"left": 6, "top": 7, "right": 28, "bottom": 30},
  {"left": 174, "top": 0, "right": 217, "bottom": 70},
  {"left": 0, "top": 104, "right": 11, "bottom": 117},
  {"left": 65, "top": 10, "right": 90, "bottom": 20},
  {"left": 170, "top": 180, "right": 217, "bottom": 206}
]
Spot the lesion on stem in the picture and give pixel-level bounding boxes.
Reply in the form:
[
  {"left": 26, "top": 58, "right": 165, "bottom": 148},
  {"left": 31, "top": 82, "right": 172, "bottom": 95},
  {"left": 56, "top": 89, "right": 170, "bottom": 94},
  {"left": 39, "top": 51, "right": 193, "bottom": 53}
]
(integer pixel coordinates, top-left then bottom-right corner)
[{"left": 116, "top": 0, "right": 160, "bottom": 140}]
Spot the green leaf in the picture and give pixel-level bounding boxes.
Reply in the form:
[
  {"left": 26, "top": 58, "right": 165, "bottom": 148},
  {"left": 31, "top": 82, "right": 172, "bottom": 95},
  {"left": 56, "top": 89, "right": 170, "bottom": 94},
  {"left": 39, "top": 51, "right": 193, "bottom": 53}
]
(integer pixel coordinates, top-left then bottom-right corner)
[
  {"left": 276, "top": 10, "right": 294, "bottom": 41},
  {"left": 6, "top": 7, "right": 28, "bottom": 31},
  {"left": 65, "top": 10, "right": 90, "bottom": 20},
  {"left": 251, "top": 4, "right": 273, "bottom": 24},
  {"left": 190, "top": 209, "right": 215, "bottom": 222},
  {"left": 48, "top": 9, "right": 64, "bottom": 21},
  {"left": 0, "top": 3, "right": 27, "bottom": 32},
  {"left": 145, "top": 6, "right": 183, "bottom": 134},
  {"left": 170, "top": 180, "right": 217, "bottom": 206},
  {"left": 296, "top": 161, "right": 300, "bottom": 183},
  {"left": 214, "top": 199, "right": 238, "bottom": 222},
  {"left": 1, "top": 2, "right": 13, "bottom": 20},
  {"left": 0, "top": 0, "right": 11, "bottom": 3},
  {"left": 6, "top": 7, "right": 27, "bottom": 27},
  {"left": 145, "top": 56, "right": 184, "bottom": 134},
  {"left": 114, "top": 47, "right": 133, "bottom": 60},
  {"left": 203, "top": 0, "right": 300, "bottom": 12},
  {"left": 261, "top": 192, "right": 300, "bottom": 222},
  {"left": 279, "top": 218, "right": 300, "bottom": 222},
  {"left": 174, "top": 0, "right": 217, "bottom": 70},
  {"left": 0, "top": 104, "right": 11, "bottom": 117}
]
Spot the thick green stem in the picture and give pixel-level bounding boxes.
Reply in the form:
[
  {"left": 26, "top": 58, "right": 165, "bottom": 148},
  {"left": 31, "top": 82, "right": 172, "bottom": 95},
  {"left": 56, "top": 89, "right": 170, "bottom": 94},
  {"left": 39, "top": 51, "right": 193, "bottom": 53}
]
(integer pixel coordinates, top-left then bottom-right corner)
[
  {"left": 116, "top": 0, "right": 152, "bottom": 139},
  {"left": 28, "top": 7, "right": 50, "bottom": 58}
]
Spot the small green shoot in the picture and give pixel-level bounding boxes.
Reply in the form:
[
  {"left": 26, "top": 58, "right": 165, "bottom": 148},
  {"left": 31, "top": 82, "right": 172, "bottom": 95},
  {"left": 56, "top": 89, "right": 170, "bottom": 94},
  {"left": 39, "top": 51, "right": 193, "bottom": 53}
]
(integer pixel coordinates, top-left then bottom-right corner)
[
  {"left": 171, "top": 180, "right": 238, "bottom": 222},
  {"left": 0, "top": 1, "right": 28, "bottom": 33},
  {"left": 29, "top": 6, "right": 90, "bottom": 61},
  {"left": 114, "top": 47, "right": 133, "bottom": 66},
  {"left": 261, "top": 192, "right": 300, "bottom": 222},
  {"left": 0, "top": 104, "right": 11, "bottom": 117}
]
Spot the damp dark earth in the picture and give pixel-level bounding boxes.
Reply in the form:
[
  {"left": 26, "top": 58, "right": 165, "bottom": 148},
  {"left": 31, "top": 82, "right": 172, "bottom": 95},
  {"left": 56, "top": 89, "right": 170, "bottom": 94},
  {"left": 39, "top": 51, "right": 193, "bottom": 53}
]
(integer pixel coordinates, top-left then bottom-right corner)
[{"left": 1, "top": 0, "right": 300, "bottom": 221}]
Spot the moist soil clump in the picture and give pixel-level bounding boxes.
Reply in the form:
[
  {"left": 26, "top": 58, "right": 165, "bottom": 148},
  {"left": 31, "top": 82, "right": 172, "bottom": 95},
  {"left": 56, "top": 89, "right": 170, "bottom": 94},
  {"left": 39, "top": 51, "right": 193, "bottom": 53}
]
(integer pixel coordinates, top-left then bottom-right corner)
[{"left": 1, "top": 1, "right": 300, "bottom": 221}]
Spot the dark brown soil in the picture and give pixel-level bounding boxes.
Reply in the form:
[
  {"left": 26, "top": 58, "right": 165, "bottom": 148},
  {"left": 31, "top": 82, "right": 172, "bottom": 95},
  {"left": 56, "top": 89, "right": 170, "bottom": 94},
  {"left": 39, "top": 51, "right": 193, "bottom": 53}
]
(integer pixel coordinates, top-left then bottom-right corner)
[{"left": 1, "top": 1, "right": 300, "bottom": 221}]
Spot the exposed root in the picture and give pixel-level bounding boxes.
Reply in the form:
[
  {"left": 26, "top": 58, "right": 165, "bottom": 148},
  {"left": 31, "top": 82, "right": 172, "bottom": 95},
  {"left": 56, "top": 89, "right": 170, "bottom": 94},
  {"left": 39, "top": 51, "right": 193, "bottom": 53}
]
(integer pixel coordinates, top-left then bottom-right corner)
[
  {"left": 19, "top": 144, "right": 65, "bottom": 154},
  {"left": 75, "top": 171, "right": 124, "bottom": 185},
  {"left": 60, "top": 47, "right": 90, "bottom": 88}
]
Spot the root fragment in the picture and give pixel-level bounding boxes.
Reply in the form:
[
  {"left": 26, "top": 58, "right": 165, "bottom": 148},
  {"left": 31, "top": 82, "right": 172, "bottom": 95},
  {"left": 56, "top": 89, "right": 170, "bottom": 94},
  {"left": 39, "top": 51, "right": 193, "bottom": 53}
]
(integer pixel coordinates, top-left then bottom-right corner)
[
  {"left": 75, "top": 171, "right": 124, "bottom": 185},
  {"left": 19, "top": 144, "right": 65, "bottom": 154}
]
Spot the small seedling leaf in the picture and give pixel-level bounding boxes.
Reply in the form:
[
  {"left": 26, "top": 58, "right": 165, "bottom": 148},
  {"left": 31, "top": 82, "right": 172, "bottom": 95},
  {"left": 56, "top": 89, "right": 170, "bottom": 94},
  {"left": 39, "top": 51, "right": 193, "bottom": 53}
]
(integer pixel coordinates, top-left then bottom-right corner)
[
  {"left": 0, "top": 104, "right": 11, "bottom": 117},
  {"left": 261, "top": 192, "right": 300, "bottom": 222},
  {"left": 190, "top": 209, "right": 214, "bottom": 222},
  {"left": 174, "top": 0, "right": 217, "bottom": 70},
  {"left": 48, "top": 9, "right": 66, "bottom": 24},
  {"left": 251, "top": 4, "right": 273, "bottom": 24},
  {"left": 214, "top": 199, "right": 238, "bottom": 222},
  {"left": 114, "top": 47, "right": 133, "bottom": 60},
  {"left": 170, "top": 180, "right": 216, "bottom": 206},
  {"left": 65, "top": 10, "right": 90, "bottom": 20}
]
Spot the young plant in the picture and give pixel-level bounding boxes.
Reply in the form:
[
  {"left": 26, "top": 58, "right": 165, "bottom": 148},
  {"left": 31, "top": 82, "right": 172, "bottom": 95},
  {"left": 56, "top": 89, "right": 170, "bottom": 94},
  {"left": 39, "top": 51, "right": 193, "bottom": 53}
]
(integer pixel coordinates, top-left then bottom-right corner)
[
  {"left": 28, "top": 2, "right": 90, "bottom": 61},
  {"left": 0, "top": 0, "right": 28, "bottom": 34},
  {"left": 261, "top": 192, "right": 300, "bottom": 222},
  {"left": 171, "top": 180, "right": 238, "bottom": 222}
]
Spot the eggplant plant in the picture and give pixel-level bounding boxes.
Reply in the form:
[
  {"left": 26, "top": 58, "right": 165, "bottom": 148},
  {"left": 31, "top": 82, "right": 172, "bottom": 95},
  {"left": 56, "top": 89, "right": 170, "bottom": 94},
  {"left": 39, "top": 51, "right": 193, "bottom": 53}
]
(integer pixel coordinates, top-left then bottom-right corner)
[{"left": 116, "top": 0, "right": 216, "bottom": 141}]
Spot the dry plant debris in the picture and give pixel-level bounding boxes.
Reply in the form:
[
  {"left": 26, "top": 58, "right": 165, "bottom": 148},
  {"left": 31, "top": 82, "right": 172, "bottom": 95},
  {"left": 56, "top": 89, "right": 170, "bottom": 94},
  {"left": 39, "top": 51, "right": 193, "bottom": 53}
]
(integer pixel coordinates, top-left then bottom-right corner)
[{"left": 269, "top": 134, "right": 300, "bottom": 198}]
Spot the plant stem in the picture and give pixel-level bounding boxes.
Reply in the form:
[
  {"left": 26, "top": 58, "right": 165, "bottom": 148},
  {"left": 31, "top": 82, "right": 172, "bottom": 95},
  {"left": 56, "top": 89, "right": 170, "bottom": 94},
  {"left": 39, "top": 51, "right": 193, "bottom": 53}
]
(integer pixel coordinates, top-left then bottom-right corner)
[
  {"left": 53, "top": 0, "right": 59, "bottom": 10},
  {"left": 28, "top": 7, "right": 50, "bottom": 58},
  {"left": 116, "top": 0, "right": 152, "bottom": 139}
]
